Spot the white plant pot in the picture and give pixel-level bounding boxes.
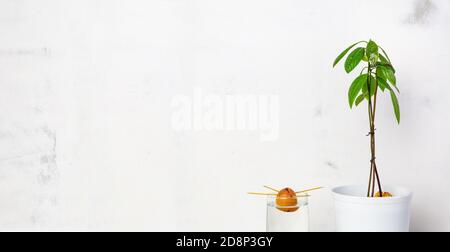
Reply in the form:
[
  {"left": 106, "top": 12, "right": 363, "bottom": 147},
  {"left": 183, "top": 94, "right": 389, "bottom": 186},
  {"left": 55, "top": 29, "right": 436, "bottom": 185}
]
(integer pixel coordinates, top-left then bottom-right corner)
[{"left": 332, "top": 185, "right": 412, "bottom": 232}]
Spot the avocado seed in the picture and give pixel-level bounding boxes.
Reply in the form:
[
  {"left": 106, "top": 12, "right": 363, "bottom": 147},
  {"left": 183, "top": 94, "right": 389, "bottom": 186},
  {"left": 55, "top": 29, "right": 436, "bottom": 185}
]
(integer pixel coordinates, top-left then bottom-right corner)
[
  {"left": 375, "top": 192, "right": 393, "bottom": 198},
  {"left": 249, "top": 186, "right": 322, "bottom": 213},
  {"left": 276, "top": 188, "right": 299, "bottom": 212}
]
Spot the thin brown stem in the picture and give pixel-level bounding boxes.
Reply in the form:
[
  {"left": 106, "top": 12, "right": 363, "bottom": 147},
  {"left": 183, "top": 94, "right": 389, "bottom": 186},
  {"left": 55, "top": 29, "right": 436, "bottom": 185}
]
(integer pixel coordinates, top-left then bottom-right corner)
[
  {"left": 366, "top": 65, "right": 383, "bottom": 197},
  {"left": 367, "top": 164, "right": 374, "bottom": 197},
  {"left": 371, "top": 75, "right": 383, "bottom": 196},
  {"left": 372, "top": 163, "right": 382, "bottom": 196},
  {"left": 370, "top": 166, "right": 375, "bottom": 197},
  {"left": 367, "top": 161, "right": 373, "bottom": 197},
  {"left": 366, "top": 65, "right": 374, "bottom": 196}
]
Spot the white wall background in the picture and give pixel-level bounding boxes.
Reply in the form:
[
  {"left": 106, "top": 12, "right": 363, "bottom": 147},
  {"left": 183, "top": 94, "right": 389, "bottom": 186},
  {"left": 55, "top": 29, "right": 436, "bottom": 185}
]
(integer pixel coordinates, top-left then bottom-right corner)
[{"left": 0, "top": 0, "right": 449, "bottom": 231}]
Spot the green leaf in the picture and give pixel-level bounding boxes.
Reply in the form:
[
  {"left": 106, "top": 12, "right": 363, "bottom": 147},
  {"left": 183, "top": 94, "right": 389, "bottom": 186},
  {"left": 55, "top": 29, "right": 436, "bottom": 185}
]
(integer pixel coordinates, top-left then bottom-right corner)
[
  {"left": 378, "top": 66, "right": 398, "bottom": 91},
  {"left": 333, "top": 41, "right": 365, "bottom": 67},
  {"left": 355, "top": 93, "right": 367, "bottom": 107},
  {"left": 379, "top": 63, "right": 396, "bottom": 73},
  {"left": 383, "top": 67, "right": 397, "bottom": 85},
  {"left": 386, "top": 67, "right": 396, "bottom": 85},
  {"left": 390, "top": 90, "right": 401, "bottom": 124},
  {"left": 348, "top": 74, "right": 368, "bottom": 108},
  {"left": 366, "top": 40, "right": 379, "bottom": 59},
  {"left": 366, "top": 40, "right": 378, "bottom": 55},
  {"left": 377, "top": 76, "right": 401, "bottom": 95},
  {"left": 378, "top": 46, "right": 396, "bottom": 72},
  {"left": 376, "top": 68, "right": 387, "bottom": 92},
  {"left": 385, "top": 68, "right": 399, "bottom": 92},
  {"left": 379, "top": 54, "right": 389, "bottom": 64},
  {"left": 376, "top": 76, "right": 390, "bottom": 92},
  {"left": 345, "top": 47, "right": 365, "bottom": 73},
  {"left": 362, "top": 54, "right": 369, "bottom": 62},
  {"left": 369, "top": 75, "right": 376, "bottom": 96},
  {"left": 362, "top": 75, "right": 376, "bottom": 96},
  {"left": 377, "top": 66, "right": 388, "bottom": 79}
]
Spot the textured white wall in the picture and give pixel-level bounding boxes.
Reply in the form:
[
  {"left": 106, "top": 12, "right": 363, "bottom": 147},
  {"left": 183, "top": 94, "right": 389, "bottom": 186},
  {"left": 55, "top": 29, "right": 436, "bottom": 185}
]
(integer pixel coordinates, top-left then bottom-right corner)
[{"left": 0, "top": 0, "right": 449, "bottom": 231}]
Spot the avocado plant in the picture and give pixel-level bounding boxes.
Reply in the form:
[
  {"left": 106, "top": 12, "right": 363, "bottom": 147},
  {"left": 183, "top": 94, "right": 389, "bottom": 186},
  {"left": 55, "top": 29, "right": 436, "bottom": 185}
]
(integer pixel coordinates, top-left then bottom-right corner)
[{"left": 333, "top": 40, "right": 400, "bottom": 197}]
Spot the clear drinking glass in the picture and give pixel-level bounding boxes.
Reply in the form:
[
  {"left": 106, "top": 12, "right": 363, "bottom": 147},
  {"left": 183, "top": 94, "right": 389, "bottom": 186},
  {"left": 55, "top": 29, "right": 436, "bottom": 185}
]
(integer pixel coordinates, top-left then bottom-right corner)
[{"left": 266, "top": 196, "right": 310, "bottom": 232}]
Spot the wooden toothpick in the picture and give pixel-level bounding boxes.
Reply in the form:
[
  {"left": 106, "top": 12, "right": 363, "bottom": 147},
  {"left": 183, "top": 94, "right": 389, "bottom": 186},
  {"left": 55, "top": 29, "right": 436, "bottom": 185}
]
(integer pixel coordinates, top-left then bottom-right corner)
[
  {"left": 263, "top": 185, "right": 280, "bottom": 192},
  {"left": 296, "top": 187, "right": 323, "bottom": 194},
  {"left": 248, "top": 193, "right": 277, "bottom": 196},
  {"left": 248, "top": 192, "right": 311, "bottom": 198}
]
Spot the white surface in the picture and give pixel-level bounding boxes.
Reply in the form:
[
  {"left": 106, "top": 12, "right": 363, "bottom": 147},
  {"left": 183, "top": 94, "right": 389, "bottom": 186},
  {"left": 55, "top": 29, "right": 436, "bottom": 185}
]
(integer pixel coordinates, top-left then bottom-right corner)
[
  {"left": 332, "top": 185, "right": 412, "bottom": 232},
  {"left": 0, "top": 0, "right": 450, "bottom": 231}
]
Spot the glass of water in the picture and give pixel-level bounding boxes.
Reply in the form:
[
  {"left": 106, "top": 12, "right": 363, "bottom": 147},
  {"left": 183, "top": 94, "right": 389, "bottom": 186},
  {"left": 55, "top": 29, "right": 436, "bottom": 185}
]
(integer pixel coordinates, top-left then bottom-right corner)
[{"left": 266, "top": 196, "right": 310, "bottom": 232}]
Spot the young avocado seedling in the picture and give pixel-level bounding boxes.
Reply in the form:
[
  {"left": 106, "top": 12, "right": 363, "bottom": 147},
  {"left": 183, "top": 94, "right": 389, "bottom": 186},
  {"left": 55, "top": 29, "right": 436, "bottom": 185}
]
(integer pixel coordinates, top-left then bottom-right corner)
[{"left": 333, "top": 40, "right": 400, "bottom": 197}]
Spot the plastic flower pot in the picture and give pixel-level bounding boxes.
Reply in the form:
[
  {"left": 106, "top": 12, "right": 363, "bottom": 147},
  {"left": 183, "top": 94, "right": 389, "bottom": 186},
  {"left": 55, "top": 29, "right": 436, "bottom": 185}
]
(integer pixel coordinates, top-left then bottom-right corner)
[{"left": 332, "top": 185, "right": 412, "bottom": 232}]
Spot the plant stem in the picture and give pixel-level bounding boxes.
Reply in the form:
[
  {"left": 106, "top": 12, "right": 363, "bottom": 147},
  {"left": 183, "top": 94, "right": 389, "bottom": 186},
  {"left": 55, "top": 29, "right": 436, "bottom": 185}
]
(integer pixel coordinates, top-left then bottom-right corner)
[
  {"left": 367, "top": 163, "right": 374, "bottom": 197},
  {"left": 372, "top": 72, "right": 383, "bottom": 196},
  {"left": 366, "top": 64, "right": 375, "bottom": 197},
  {"left": 366, "top": 64, "right": 383, "bottom": 197},
  {"left": 371, "top": 166, "right": 376, "bottom": 197}
]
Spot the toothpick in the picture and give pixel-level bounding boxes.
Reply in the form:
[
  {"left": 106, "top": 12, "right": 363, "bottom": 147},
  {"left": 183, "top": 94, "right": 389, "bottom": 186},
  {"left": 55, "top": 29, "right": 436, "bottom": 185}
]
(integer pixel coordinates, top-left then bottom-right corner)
[
  {"left": 248, "top": 192, "right": 311, "bottom": 198},
  {"left": 248, "top": 192, "right": 278, "bottom": 196},
  {"left": 296, "top": 187, "right": 323, "bottom": 194},
  {"left": 263, "top": 185, "right": 280, "bottom": 192}
]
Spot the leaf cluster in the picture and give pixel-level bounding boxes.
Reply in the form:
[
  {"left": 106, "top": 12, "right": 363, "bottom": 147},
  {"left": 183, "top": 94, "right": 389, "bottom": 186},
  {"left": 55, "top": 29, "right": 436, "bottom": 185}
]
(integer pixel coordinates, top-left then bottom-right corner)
[{"left": 333, "top": 40, "right": 400, "bottom": 123}]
